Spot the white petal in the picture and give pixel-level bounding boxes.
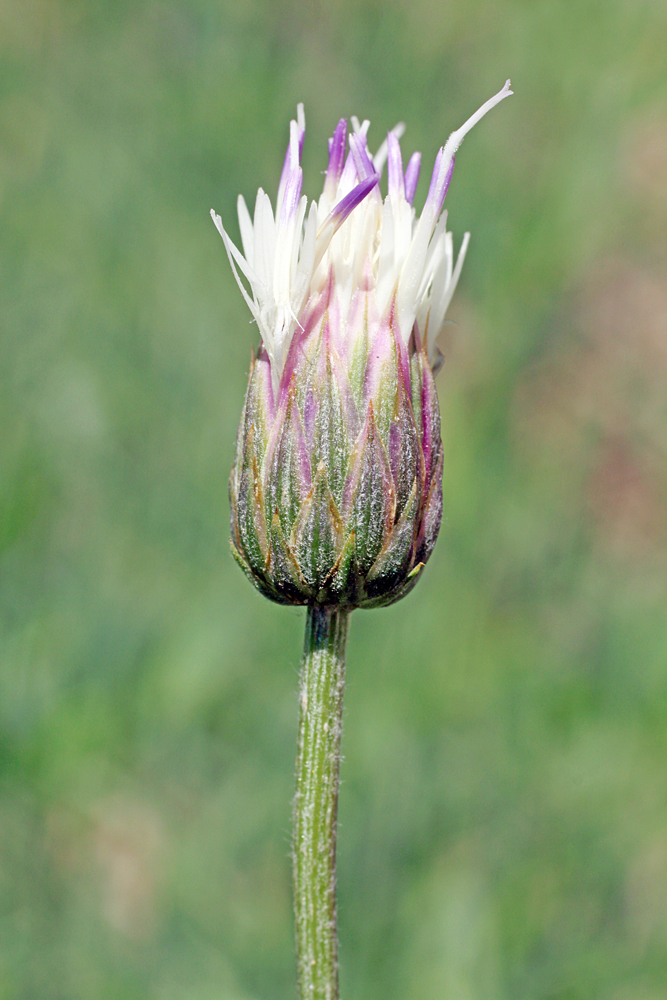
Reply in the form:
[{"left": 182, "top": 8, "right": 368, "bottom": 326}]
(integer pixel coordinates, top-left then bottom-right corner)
[
  {"left": 237, "top": 195, "right": 254, "bottom": 267},
  {"left": 416, "top": 211, "right": 448, "bottom": 304},
  {"left": 253, "top": 190, "right": 277, "bottom": 294},
  {"left": 293, "top": 200, "right": 318, "bottom": 308},
  {"left": 290, "top": 194, "right": 308, "bottom": 289},
  {"left": 210, "top": 210, "right": 261, "bottom": 322},
  {"left": 376, "top": 198, "right": 396, "bottom": 312},
  {"left": 426, "top": 231, "right": 470, "bottom": 360}
]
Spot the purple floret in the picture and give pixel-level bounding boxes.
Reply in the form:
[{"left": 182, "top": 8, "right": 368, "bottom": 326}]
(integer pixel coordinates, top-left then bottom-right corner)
[
  {"left": 404, "top": 152, "right": 421, "bottom": 206},
  {"left": 325, "top": 119, "right": 347, "bottom": 198},
  {"left": 329, "top": 173, "right": 380, "bottom": 227},
  {"left": 425, "top": 149, "right": 455, "bottom": 219},
  {"left": 386, "top": 132, "right": 405, "bottom": 200},
  {"left": 277, "top": 117, "right": 305, "bottom": 218},
  {"left": 349, "top": 132, "right": 376, "bottom": 182}
]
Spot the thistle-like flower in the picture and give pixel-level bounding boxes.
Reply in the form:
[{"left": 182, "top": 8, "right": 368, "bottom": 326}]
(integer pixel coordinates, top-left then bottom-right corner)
[{"left": 213, "top": 82, "right": 512, "bottom": 610}]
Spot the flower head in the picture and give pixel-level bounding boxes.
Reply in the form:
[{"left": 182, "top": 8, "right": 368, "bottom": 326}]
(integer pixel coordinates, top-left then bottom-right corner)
[{"left": 214, "top": 83, "right": 512, "bottom": 608}]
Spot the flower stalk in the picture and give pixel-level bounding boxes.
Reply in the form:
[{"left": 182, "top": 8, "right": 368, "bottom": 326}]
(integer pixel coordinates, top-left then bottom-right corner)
[
  {"left": 294, "top": 606, "right": 349, "bottom": 1000},
  {"left": 212, "top": 84, "right": 512, "bottom": 997}
]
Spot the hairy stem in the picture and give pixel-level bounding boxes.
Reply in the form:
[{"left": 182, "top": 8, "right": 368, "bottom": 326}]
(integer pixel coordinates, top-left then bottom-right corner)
[{"left": 294, "top": 605, "right": 350, "bottom": 1000}]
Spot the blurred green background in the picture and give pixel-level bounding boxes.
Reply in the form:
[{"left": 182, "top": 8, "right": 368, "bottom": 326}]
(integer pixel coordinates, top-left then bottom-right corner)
[{"left": 2, "top": 0, "right": 667, "bottom": 997}]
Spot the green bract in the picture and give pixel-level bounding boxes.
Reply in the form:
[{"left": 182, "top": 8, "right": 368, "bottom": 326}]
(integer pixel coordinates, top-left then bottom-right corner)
[{"left": 230, "top": 316, "right": 442, "bottom": 608}]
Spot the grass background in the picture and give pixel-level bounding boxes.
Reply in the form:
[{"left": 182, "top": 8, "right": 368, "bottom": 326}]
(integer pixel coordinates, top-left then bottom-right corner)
[{"left": 2, "top": 0, "right": 667, "bottom": 997}]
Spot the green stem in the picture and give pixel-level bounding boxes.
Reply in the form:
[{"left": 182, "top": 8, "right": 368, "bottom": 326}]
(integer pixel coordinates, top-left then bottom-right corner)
[{"left": 294, "top": 605, "right": 350, "bottom": 1000}]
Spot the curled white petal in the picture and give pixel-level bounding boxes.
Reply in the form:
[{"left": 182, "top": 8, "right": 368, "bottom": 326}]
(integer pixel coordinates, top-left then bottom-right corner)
[{"left": 441, "top": 79, "right": 513, "bottom": 167}]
